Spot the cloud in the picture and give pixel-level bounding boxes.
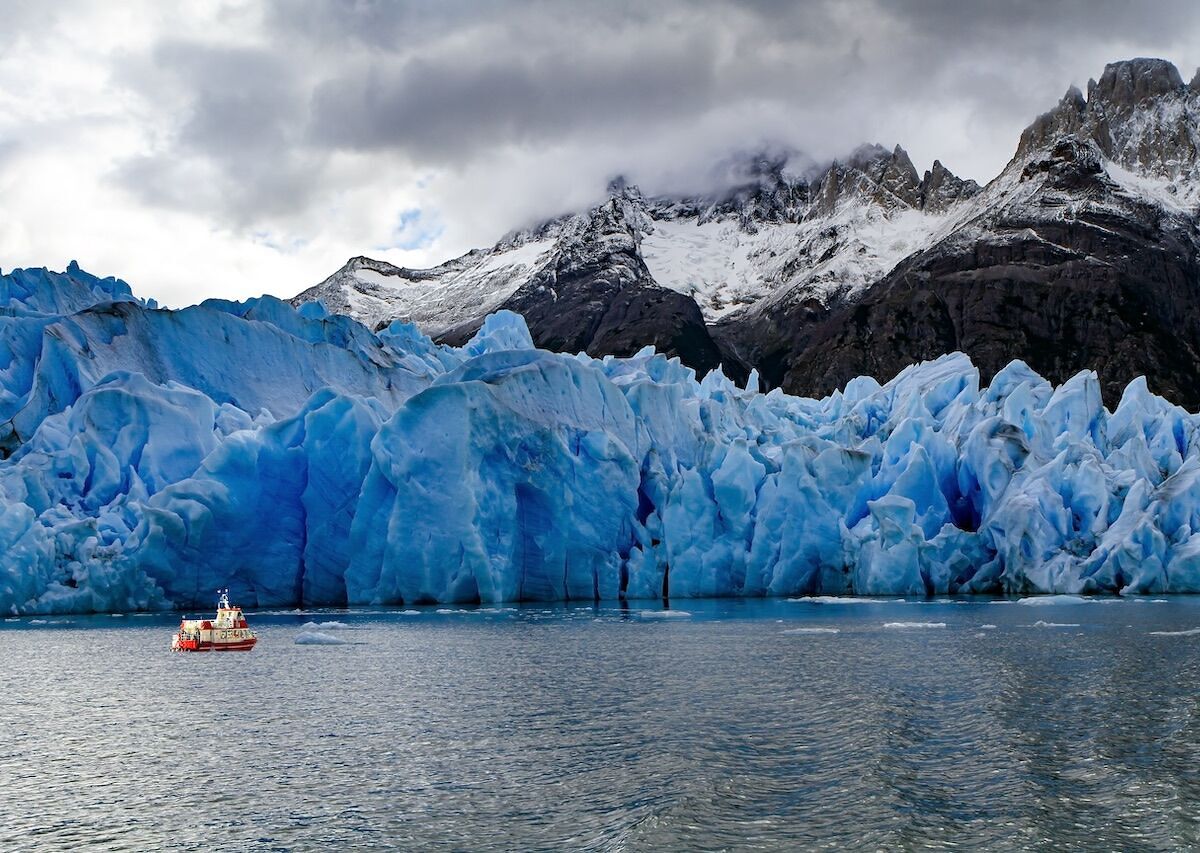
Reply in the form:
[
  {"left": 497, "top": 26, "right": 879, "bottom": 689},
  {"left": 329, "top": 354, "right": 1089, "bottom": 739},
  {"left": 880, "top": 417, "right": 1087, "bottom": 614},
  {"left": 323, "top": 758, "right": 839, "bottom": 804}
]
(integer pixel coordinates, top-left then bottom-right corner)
[
  {"left": 0, "top": 0, "right": 1197, "bottom": 305},
  {"left": 309, "top": 31, "right": 722, "bottom": 161},
  {"left": 112, "top": 39, "right": 323, "bottom": 225}
]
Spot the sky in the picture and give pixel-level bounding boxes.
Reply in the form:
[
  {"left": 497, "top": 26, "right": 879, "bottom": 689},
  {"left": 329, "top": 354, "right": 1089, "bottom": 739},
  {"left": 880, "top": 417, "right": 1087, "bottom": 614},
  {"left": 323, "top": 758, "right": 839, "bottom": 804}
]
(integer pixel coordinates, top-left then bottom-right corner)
[{"left": 1, "top": 1, "right": 1197, "bottom": 307}]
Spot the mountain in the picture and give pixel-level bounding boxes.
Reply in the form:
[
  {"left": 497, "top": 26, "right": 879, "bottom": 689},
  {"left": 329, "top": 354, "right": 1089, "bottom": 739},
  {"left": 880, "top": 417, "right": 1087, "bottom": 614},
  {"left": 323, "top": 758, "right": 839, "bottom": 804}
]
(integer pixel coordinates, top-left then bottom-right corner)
[
  {"left": 293, "top": 58, "right": 1200, "bottom": 406},
  {"left": 435, "top": 197, "right": 723, "bottom": 374},
  {"left": 770, "top": 58, "right": 1200, "bottom": 406},
  {"left": 291, "top": 145, "right": 980, "bottom": 369}
]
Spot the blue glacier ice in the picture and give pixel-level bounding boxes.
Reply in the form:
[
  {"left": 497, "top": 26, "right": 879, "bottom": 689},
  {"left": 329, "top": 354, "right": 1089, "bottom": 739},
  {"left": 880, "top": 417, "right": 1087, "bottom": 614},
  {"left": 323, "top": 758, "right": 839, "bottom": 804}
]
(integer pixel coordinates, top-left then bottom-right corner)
[{"left": 5, "top": 262, "right": 1200, "bottom": 613}]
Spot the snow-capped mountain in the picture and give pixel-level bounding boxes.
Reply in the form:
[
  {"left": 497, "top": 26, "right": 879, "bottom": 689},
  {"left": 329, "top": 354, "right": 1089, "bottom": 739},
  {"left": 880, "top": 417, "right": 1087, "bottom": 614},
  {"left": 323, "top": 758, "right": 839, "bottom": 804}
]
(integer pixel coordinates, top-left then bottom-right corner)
[
  {"left": 292, "top": 144, "right": 979, "bottom": 363},
  {"left": 772, "top": 58, "right": 1200, "bottom": 406},
  {"left": 294, "top": 58, "right": 1200, "bottom": 406},
  {"left": 634, "top": 146, "right": 979, "bottom": 319}
]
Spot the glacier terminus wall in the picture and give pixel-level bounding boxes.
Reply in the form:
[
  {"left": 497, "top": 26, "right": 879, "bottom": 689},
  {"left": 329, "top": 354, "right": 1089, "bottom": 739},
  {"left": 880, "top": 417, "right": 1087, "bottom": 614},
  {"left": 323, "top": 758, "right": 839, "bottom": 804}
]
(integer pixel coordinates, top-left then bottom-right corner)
[{"left": 3, "top": 263, "right": 1200, "bottom": 614}]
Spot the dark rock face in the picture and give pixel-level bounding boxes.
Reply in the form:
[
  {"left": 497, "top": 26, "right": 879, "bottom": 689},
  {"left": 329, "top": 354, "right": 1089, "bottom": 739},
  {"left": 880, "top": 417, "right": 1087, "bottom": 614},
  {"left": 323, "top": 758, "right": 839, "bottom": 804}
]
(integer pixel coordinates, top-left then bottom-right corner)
[
  {"left": 776, "top": 135, "right": 1200, "bottom": 407},
  {"left": 440, "top": 200, "right": 723, "bottom": 372}
]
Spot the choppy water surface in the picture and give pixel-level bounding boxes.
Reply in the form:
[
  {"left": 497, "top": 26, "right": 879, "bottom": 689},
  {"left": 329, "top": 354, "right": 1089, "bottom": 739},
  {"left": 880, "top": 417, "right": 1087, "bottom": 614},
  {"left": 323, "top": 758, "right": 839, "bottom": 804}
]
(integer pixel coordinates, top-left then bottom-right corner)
[{"left": 5, "top": 597, "right": 1200, "bottom": 851}]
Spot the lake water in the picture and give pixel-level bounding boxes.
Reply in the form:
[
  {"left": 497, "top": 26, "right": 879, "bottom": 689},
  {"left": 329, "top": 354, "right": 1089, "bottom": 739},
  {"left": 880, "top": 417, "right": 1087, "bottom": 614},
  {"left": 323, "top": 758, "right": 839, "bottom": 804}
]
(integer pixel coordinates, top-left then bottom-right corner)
[{"left": 5, "top": 596, "right": 1200, "bottom": 851}]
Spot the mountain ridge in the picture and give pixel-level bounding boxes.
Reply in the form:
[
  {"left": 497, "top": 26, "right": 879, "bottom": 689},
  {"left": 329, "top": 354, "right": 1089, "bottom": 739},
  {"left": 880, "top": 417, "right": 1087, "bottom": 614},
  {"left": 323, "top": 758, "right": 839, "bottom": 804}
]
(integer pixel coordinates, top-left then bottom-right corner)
[{"left": 293, "top": 57, "right": 1200, "bottom": 406}]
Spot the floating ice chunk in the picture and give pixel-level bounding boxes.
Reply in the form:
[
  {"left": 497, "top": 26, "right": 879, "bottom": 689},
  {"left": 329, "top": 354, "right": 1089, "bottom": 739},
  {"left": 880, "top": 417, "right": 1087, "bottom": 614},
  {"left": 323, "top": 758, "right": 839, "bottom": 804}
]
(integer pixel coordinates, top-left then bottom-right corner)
[
  {"left": 883, "top": 622, "right": 946, "bottom": 629},
  {"left": 294, "top": 631, "right": 352, "bottom": 645},
  {"left": 787, "top": 597, "right": 892, "bottom": 604},
  {"left": 1017, "top": 596, "right": 1091, "bottom": 606},
  {"left": 635, "top": 610, "right": 691, "bottom": 619},
  {"left": 300, "top": 621, "right": 351, "bottom": 630},
  {"left": 781, "top": 627, "right": 840, "bottom": 634},
  {"left": 1149, "top": 627, "right": 1200, "bottom": 636},
  {"left": 1031, "top": 620, "right": 1081, "bottom": 628}
]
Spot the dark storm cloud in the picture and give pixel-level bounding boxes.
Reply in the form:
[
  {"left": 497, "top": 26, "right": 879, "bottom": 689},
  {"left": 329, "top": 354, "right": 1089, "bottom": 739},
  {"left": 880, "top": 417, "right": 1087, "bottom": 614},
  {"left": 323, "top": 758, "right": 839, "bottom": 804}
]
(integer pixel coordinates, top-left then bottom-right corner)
[
  {"left": 263, "top": 0, "right": 494, "bottom": 48},
  {"left": 107, "top": 0, "right": 1200, "bottom": 235},
  {"left": 112, "top": 39, "right": 323, "bottom": 224},
  {"left": 308, "top": 33, "right": 722, "bottom": 159}
]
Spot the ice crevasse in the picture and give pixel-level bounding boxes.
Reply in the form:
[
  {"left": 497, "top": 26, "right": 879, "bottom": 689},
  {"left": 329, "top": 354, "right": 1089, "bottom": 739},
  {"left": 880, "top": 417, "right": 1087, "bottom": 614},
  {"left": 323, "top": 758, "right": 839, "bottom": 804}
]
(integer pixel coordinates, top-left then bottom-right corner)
[{"left": 3, "top": 262, "right": 1200, "bottom": 614}]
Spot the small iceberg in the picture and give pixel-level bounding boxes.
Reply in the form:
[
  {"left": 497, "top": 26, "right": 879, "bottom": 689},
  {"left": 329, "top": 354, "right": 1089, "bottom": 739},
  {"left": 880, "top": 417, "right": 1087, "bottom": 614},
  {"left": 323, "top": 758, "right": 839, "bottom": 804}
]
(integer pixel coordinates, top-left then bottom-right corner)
[
  {"left": 295, "top": 631, "right": 352, "bottom": 645},
  {"left": 1018, "top": 596, "right": 1090, "bottom": 606},
  {"left": 787, "top": 597, "right": 892, "bottom": 604},
  {"left": 883, "top": 622, "right": 946, "bottom": 629},
  {"left": 1031, "top": 620, "right": 1080, "bottom": 628}
]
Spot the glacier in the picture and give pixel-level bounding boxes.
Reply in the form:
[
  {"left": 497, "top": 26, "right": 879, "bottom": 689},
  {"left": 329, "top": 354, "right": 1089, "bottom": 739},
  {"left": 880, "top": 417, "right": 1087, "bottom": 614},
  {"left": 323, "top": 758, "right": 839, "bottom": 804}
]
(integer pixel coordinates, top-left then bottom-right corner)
[{"left": 4, "top": 263, "right": 1200, "bottom": 614}]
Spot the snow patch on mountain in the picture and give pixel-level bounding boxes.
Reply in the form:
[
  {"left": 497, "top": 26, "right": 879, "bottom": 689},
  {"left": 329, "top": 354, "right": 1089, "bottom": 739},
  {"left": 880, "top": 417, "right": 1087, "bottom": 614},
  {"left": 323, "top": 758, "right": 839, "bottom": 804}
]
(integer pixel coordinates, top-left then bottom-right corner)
[
  {"left": 641, "top": 202, "right": 953, "bottom": 318},
  {"left": 294, "top": 238, "right": 556, "bottom": 334},
  {"left": 1104, "top": 161, "right": 1200, "bottom": 213}
]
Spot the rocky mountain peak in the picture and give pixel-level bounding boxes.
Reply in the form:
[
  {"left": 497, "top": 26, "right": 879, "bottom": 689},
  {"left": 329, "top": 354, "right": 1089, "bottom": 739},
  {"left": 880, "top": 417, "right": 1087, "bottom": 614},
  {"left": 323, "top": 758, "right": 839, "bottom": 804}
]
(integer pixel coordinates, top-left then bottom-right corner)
[
  {"left": 564, "top": 196, "right": 643, "bottom": 260},
  {"left": 875, "top": 144, "right": 923, "bottom": 207},
  {"left": 920, "top": 159, "right": 982, "bottom": 213},
  {"left": 1016, "top": 86, "right": 1087, "bottom": 157},
  {"left": 491, "top": 187, "right": 722, "bottom": 373},
  {"left": 809, "top": 142, "right": 975, "bottom": 217},
  {"left": 1090, "top": 58, "right": 1185, "bottom": 109},
  {"left": 810, "top": 143, "right": 909, "bottom": 216},
  {"left": 1015, "top": 58, "right": 1199, "bottom": 191}
]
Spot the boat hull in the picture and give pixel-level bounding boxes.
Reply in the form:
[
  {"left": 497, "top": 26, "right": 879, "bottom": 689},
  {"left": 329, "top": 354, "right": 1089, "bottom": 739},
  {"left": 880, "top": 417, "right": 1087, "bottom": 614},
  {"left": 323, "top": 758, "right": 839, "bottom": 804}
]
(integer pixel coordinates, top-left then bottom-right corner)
[{"left": 172, "top": 635, "right": 257, "bottom": 652}]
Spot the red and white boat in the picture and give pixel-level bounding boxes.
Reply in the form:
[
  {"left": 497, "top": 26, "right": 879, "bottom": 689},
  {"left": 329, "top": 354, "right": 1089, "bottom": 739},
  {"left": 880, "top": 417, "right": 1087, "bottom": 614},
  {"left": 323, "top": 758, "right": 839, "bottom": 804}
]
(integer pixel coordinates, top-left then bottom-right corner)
[{"left": 172, "top": 590, "right": 257, "bottom": 652}]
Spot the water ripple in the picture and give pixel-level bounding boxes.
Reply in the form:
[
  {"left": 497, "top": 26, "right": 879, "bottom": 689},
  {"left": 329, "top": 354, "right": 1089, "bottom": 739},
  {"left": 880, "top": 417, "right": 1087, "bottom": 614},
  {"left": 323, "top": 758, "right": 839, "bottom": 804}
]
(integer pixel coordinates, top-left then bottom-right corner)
[{"left": 5, "top": 598, "right": 1200, "bottom": 850}]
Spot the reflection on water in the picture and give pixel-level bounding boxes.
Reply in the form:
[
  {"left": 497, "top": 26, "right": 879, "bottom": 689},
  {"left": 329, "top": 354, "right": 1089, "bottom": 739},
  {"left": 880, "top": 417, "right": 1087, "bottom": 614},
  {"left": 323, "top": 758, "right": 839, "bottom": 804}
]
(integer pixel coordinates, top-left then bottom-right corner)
[{"left": 4, "top": 597, "right": 1200, "bottom": 851}]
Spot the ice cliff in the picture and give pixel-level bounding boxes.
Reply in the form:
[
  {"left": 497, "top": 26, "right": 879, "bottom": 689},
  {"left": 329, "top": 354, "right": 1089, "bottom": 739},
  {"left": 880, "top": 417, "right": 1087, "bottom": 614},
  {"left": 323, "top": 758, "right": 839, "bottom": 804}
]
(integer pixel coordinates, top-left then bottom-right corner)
[{"left": 4, "top": 263, "right": 1200, "bottom": 613}]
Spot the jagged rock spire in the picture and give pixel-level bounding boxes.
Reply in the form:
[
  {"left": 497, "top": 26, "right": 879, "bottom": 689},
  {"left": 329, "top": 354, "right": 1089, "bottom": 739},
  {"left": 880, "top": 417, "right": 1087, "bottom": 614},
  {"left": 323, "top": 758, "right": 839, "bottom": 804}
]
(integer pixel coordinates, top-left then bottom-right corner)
[
  {"left": 1014, "top": 58, "right": 1199, "bottom": 186},
  {"left": 1091, "top": 57, "right": 1184, "bottom": 108},
  {"left": 809, "top": 143, "right": 976, "bottom": 217}
]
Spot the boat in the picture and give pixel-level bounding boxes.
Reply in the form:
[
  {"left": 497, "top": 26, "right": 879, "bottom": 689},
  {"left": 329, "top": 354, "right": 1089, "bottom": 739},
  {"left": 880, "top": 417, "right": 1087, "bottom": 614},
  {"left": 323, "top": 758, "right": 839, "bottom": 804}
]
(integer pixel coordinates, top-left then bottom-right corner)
[{"left": 171, "top": 590, "right": 257, "bottom": 652}]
